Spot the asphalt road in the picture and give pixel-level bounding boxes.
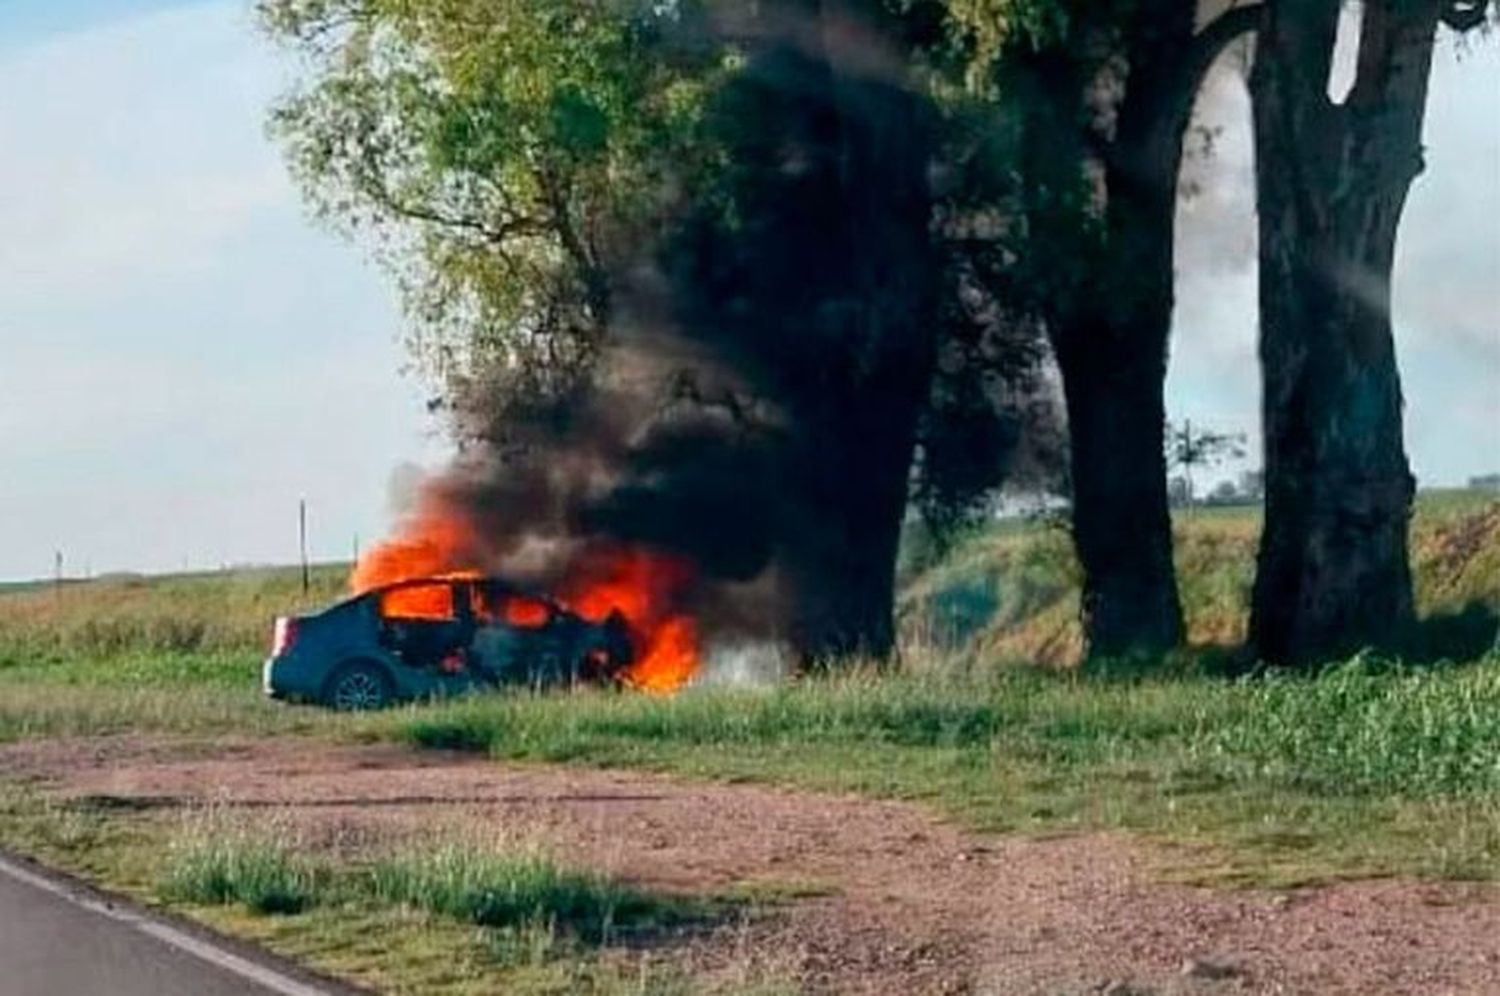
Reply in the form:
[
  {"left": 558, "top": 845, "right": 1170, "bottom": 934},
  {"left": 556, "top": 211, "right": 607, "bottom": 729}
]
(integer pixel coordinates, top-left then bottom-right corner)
[{"left": 0, "top": 855, "right": 340, "bottom": 996}]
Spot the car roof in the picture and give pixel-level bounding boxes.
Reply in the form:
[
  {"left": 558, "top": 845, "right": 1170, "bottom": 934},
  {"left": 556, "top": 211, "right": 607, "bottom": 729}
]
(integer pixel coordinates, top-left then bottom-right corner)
[{"left": 367, "top": 574, "right": 554, "bottom": 601}]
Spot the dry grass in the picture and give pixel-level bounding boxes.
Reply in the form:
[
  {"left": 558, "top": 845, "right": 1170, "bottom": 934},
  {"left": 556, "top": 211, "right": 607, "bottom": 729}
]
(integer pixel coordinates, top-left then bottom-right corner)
[{"left": 0, "top": 564, "right": 348, "bottom": 661}]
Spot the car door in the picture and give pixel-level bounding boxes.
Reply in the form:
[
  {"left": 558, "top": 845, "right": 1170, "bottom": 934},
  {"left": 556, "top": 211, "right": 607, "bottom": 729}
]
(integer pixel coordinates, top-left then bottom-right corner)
[
  {"left": 378, "top": 581, "right": 469, "bottom": 671},
  {"left": 469, "top": 583, "right": 567, "bottom": 685}
]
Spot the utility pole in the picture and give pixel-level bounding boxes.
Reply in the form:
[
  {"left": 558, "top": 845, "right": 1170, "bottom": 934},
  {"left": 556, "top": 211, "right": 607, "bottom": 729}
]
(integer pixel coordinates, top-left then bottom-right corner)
[
  {"left": 54, "top": 550, "right": 63, "bottom": 601},
  {"left": 299, "top": 498, "right": 310, "bottom": 594}
]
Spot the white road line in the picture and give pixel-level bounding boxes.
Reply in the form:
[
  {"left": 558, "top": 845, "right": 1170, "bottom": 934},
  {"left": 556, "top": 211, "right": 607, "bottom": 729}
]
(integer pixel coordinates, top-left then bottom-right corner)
[{"left": 0, "top": 854, "right": 333, "bottom": 996}]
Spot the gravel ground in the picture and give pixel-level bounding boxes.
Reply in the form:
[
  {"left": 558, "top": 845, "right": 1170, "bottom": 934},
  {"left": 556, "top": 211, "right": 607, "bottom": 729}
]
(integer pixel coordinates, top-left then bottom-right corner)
[{"left": 5, "top": 736, "right": 1498, "bottom": 995}]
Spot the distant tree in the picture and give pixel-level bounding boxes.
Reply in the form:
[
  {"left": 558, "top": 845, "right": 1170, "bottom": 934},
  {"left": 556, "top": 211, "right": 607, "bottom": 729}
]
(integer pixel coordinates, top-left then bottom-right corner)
[
  {"left": 1249, "top": 0, "right": 1497, "bottom": 665},
  {"left": 1166, "top": 419, "right": 1248, "bottom": 509},
  {"left": 1207, "top": 479, "right": 1242, "bottom": 505},
  {"left": 1238, "top": 469, "right": 1266, "bottom": 502}
]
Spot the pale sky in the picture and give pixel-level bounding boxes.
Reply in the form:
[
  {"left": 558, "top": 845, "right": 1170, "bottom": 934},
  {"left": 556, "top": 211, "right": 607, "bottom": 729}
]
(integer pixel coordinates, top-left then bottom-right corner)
[
  {"left": 1172, "top": 24, "right": 1500, "bottom": 490},
  {"left": 0, "top": 2, "right": 1496, "bottom": 581},
  {"left": 0, "top": 1, "right": 448, "bottom": 581}
]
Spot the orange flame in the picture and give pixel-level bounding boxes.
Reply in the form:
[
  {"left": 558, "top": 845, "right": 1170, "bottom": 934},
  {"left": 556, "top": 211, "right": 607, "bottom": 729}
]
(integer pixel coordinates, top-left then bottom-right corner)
[
  {"left": 351, "top": 492, "right": 702, "bottom": 692},
  {"left": 561, "top": 547, "right": 701, "bottom": 694},
  {"left": 351, "top": 492, "right": 481, "bottom": 620},
  {"left": 350, "top": 493, "right": 476, "bottom": 596}
]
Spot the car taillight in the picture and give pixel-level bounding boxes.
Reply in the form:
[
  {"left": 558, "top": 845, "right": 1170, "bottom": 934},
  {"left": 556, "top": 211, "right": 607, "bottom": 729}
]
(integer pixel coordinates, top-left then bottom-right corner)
[{"left": 272, "top": 617, "right": 299, "bottom": 656}]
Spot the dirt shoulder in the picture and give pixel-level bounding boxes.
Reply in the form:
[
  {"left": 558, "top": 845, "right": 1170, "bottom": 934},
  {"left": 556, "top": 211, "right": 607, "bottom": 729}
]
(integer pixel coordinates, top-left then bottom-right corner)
[{"left": 4, "top": 735, "right": 1497, "bottom": 995}]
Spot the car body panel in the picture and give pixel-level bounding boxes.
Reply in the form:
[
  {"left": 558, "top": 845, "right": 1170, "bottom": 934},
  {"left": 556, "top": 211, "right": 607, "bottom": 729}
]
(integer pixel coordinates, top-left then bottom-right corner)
[{"left": 264, "top": 577, "right": 631, "bottom": 708}]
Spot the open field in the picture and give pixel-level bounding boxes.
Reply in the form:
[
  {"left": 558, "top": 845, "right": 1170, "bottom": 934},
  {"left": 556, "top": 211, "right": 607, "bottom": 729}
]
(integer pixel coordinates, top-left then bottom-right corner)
[{"left": 1, "top": 494, "right": 1498, "bottom": 992}]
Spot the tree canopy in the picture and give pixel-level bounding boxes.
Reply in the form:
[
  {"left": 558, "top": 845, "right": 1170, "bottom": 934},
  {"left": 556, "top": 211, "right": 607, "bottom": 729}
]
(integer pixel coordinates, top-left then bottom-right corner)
[{"left": 262, "top": 0, "right": 730, "bottom": 421}]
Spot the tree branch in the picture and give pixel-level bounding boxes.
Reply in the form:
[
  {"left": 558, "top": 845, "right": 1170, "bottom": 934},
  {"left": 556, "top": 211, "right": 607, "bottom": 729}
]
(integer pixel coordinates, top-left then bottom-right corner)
[
  {"left": 355, "top": 169, "right": 549, "bottom": 246},
  {"left": 1112, "top": 3, "right": 1262, "bottom": 203},
  {"left": 536, "top": 166, "right": 611, "bottom": 328},
  {"left": 1440, "top": 0, "right": 1492, "bottom": 31},
  {"left": 1164, "top": 3, "right": 1265, "bottom": 144}
]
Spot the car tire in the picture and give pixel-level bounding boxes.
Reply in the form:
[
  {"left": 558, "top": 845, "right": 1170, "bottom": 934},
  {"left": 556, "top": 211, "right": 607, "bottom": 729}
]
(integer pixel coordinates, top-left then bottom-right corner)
[{"left": 323, "top": 660, "right": 395, "bottom": 712}]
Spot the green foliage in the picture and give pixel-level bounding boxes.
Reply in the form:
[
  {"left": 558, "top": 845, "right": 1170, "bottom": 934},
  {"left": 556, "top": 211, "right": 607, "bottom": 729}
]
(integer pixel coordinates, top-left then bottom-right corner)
[{"left": 259, "top": 0, "right": 726, "bottom": 414}]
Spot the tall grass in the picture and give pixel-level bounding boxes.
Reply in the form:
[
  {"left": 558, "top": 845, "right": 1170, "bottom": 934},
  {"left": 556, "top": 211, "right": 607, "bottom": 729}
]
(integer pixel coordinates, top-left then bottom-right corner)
[
  {"left": 402, "top": 661, "right": 1500, "bottom": 802},
  {"left": 369, "top": 840, "right": 684, "bottom": 941},
  {"left": 0, "top": 564, "right": 348, "bottom": 661},
  {"left": 1207, "top": 658, "right": 1500, "bottom": 797},
  {"left": 159, "top": 816, "right": 696, "bottom": 942},
  {"left": 390, "top": 659, "right": 1500, "bottom": 886},
  {"left": 162, "top": 818, "right": 322, "bottom": 914}
]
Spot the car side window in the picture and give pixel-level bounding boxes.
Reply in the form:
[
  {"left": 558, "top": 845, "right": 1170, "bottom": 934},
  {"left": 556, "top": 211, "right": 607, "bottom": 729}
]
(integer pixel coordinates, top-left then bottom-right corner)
[
  {"left": 472, "top": 586, "right": 553, "bottom": 629},
  {"left": 502, "top": 596, "right": 553, "bottom": 628},
  {"left": 380, "top": 582, "right": 456, "bottom": 621},
  {"left": 378, "top": 583, "right": 471, "bottom": 670}
]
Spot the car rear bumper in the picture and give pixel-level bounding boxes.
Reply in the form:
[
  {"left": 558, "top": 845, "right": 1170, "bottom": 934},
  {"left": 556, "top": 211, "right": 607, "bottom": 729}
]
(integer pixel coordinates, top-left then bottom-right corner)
[{"left": 263, "top": 654, "right": 322, "bottom": 702}]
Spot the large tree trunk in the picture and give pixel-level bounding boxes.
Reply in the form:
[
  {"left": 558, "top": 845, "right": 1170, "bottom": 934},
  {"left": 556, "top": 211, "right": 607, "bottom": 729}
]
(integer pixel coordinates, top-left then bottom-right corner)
[
  {"left": 665, "top": 0, "right": 939, "bottom": 664},
  {"left": 783, "top": 0, "right": 938, "bottom": 663},
  {"left": 1035, "top": 5, "right": 1260, "bottom": 658},
  {"left": 1248, "top": 0, "right": 1440, "bottom": 665},
  {"left": 785, "top": 352, "right": 934, "bottom": 662},
  {"left": 1054, "top": 308, "right": 1183, "bottom": 656}
]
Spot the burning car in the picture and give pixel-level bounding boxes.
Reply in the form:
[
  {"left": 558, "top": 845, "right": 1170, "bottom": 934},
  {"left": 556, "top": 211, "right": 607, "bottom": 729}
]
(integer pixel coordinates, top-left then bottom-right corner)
[{"left": 264, "top": 576, "right": 634, "bottom": 710}]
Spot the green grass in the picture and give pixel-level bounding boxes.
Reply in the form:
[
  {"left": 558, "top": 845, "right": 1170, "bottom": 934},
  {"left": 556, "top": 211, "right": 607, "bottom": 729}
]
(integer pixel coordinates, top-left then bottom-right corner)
[
  {"left": 0, "top": 564, "right": 348, "bottom": 662},
  {"left": 0, "top": 649, "right": 260, "bottom": 689},
  {"left": 162, "top": 822, "right": 323, "bottom": 914},
  {"left": 0, "top": 790, "right": 777, "bottom": 996},
  {"left": 158, "top": 815, "right": 702, "bottom": 938},
  {"left": 389, "top": 659, "right": 1500, "bottom": 884},
  {"left": 0, "top": 495, "right": 1495, "bottom": 886},
  {"left": 0, "top": 682, "right": 336, "bottom": 743},
  {"left": 367, "top": 841, "right": 699, "bottom": 942},
  {"left": 402, "top": 662, "right": 1500, "bottom": 799},
  {"left": 1208, "top": 658, "right": 1500, "bottom": 798},
  {"left": 7, "top": 658, "right": 1493, "bottom": 885}
]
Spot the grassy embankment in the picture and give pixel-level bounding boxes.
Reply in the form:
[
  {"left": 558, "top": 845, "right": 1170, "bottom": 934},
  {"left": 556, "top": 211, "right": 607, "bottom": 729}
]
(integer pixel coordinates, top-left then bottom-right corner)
[{"left": 1, "top": 494, "right": 1498, "bottom": 991}]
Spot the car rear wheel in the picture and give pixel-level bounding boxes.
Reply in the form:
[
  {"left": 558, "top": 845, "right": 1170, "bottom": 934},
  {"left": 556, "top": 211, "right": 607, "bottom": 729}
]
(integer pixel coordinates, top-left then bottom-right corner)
[{"left": 324, "top": 661, "right": 394, "bottom": 712}]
